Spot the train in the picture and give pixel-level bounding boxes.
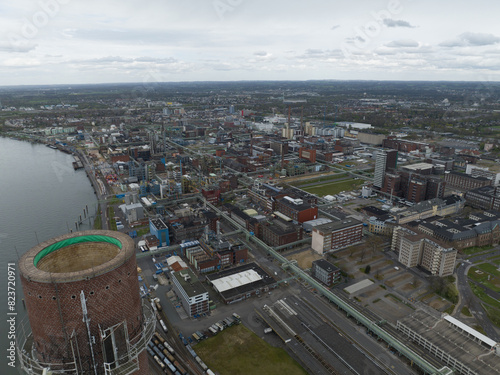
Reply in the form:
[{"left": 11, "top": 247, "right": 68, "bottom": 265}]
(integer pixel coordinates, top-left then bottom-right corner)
[{"left": 148, "top": 330, "right": 216, "bottom": 375}]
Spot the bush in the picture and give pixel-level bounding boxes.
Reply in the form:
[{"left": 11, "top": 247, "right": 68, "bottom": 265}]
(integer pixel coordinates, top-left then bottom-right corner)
[{"left": 365, "top": 265, "right": 371, "bottom": 274}]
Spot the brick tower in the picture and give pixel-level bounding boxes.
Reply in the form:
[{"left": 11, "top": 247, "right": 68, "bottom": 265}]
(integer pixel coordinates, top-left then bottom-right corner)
[{"left": 17, "top": 230, "right": 155, "bottom": 375}]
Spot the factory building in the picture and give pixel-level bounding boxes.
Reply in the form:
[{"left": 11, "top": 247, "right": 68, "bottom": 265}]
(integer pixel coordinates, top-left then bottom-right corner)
[
  {"left": 150, "top": 218, "right": 170, "bottom": 247},
  {"left": 17, "top": 230, "right": 155, "bottom": 375},
  {"left": 206, "top": 262, "right": 277, "bottom": 304}
]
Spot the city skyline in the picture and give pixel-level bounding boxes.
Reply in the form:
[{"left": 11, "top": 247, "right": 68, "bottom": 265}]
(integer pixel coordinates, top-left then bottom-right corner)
[{"left": 1, "top": 0, "right": 500, "bottom": 85}]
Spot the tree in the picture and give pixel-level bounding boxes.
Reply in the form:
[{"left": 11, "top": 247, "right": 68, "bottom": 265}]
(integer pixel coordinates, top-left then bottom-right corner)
[{"left": 365, "top": 265, "right": 371, "bottom": 274}]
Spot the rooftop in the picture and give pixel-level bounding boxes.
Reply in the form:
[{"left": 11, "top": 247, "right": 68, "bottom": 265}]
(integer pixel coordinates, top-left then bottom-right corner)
[
  {"left": 312, "top": 259, "right": 339, "bottom": 273},
  {"left": 206, "top": 262, "right": 275, "bottom": 300},
  {"left": 398, "top": 310, "right": 500, "bottom": 375},
  {"left": 172, "top": 268, "right": 208, "bottom": 298},
  {"left": 314, "top": 218, "right": 363, "bottom": 233},
  {"left": 150, "top": 218, "right": 168, "bottom": 230}
]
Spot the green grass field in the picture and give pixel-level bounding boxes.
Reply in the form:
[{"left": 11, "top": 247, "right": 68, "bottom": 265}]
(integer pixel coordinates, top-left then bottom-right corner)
[
  {"left": 299, "top": 178, "right": 364, "bottom": 196},
  {"left": 463, "top": 245, "right": 494, "bottom": 256},
  {"left": 469, "top": 282, "right": 500, "bottom": 310},
  {"left": 195, "top": 325, "right": 308, "bottom": 375},
  {"left": 291, "top": 173, "right": 348, "bottom": 187},
  {"left": 468, "top": 265, "right": 500, "bottom": 292}
]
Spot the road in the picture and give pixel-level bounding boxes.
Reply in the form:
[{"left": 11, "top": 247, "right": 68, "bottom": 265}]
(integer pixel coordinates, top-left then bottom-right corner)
[{"left": 454, "top": 249, "right": 500, "bottom": 341}]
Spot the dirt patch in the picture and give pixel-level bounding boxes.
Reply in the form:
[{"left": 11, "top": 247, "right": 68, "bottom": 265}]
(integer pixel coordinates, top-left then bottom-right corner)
[
  {"left": 357, "top": 285, "right": 384, "bottom": 300},
  {"left": 287, "top": 249, "right": 323, "bottom": 269},
  {"left": 429, "top": 298, "right": 450, "bottom": 311},
  {"left": 385, "top": 273, "right": 412, "bottom": 288},
  {"left": 400, "top": 280, "right": 423, "bottom": 292}
]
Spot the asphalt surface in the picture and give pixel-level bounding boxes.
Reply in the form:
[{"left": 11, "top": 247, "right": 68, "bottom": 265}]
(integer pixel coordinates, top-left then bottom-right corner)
[{"left": 455, "top": 249, "right": 500, "bottom": 341}]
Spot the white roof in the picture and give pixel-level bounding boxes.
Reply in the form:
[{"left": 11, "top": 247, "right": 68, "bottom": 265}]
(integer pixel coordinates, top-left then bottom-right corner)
[
  {"left": 167, "top": 256, "right": 187, "bottom": 269},
  {"left": 444, "top": 315, "right": 497, "bottom": 348},
  {"left": 211, "top": 270, "right": 262, "bottom": 293},
  {"left": 344, "top": 279, "right": 374, "bottom": 294}
]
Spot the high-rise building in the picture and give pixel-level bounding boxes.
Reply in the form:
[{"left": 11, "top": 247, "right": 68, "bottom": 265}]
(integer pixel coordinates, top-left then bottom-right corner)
[
  {"left": 17, "top": 230, "right": 155, "bottom": 375},
  {"left": 374, "top": 150, "right": 398, "bottom": 189}
]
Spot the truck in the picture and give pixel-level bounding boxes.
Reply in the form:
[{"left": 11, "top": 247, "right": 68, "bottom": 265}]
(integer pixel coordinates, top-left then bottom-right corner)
[
  {"left": 153, "top": 298, "right": 162, "bottom": 312},
  {"left": 158, "top": 320, "right": 167, "bottom": 333}
]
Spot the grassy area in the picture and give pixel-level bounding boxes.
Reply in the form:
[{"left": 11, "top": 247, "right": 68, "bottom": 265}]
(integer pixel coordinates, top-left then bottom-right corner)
[
  {"left": 463, "top": 245, "right": 494, "bottom": 256},
  {"left": 488, "top": 256, "right": 500, "bottom": 265},
  {"left": 300, "top": 179, "right": 364, "bottom": 196},
  {"left": 107, "top": 206, "right": 117, "bottom": 230},
  {"left": 107, "top": 197, "right": 124, "bottom": 205},
  {"left": 291, "top": 173, "right": 347, "bottom": 187},
  {"left": 477, "top": 263, "right": 500, "bottom": 277},
  {"left": 473, "top": 325, "right": 487, "bottom": 335},
  {"left": 469, "top": 282, "right": 500, "bottom": 310},
  {"left": 461, "top": 306, "right": 472, "bottom": 317},
  {"left": 136, "top": 226, "right": 150, "bottom": 237},
  {"left": 468, "top": 266, "right": 500, "bottom": 293},
  {"left": 444, "top": 304, "right": 455, "bottom": 315},
  {"left": 93, "top": 213, "right": 102, "bottom": 230},
  {"left": 482, "top": 305, "right": 500, "bottom": 328},
  {"left": 195, "top": 325, "right": 308, "bottom": 375}
]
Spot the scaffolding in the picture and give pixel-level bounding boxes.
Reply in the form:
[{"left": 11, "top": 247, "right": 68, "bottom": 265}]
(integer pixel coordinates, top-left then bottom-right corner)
[{"left": 16, "top": 300, "right": 156, "bottom": 375}]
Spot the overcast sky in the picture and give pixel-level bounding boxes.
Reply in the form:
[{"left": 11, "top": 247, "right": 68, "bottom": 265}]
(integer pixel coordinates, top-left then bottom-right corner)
[{"left": 1, "top": 0, "right": 500, "bottom": 85}]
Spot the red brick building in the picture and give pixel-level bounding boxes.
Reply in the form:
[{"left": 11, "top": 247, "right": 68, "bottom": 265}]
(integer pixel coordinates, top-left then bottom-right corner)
[
  {"left": 258, "top": 218, "right": 303, "bottom": 248},
  {"left": 299, "top": 147, "right": 317, "bottom": 163},
  {"left": 276, "top": 196, "right": 318, "bottom": 223}
]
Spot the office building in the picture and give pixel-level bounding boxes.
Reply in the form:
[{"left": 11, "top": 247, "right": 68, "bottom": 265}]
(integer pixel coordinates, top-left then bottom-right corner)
[
  {"left": 171, "top": 268, "right": 209, "bottom": 317},
  {"left": 311, "top": 259, "right": 341, "bottom": 286},
  {"left": 374, "top": 150, "right": 398, "bottom": 189},
  {"left": 312, "top": 219, "right": 363, "bottom": 254}
]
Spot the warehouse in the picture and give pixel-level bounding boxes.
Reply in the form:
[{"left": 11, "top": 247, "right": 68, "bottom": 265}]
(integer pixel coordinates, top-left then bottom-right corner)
[{"left": 206, "top": 262, "right": 277, "bottom": 304}]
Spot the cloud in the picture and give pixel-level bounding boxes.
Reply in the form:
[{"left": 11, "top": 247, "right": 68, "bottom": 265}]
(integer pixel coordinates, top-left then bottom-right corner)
[
  {"left": 385, "top": 40, "right": 419, "bottom": 48},
  {"left": 253, "top": 51, "right": 267, "bottom": 56},
  {"left": 440, "top": 32, "right": 500, "bottom": 47},
  {"left": 383, "top": 19, "right": 415, "bottom": 28},
  {"left": 0, "top": 41, "right": 37, "bottom": 53}
]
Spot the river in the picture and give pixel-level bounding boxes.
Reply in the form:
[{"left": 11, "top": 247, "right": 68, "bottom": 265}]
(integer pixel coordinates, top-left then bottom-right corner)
[{"left": 0, "top": 137, "right": 98, "bottom": 373}]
